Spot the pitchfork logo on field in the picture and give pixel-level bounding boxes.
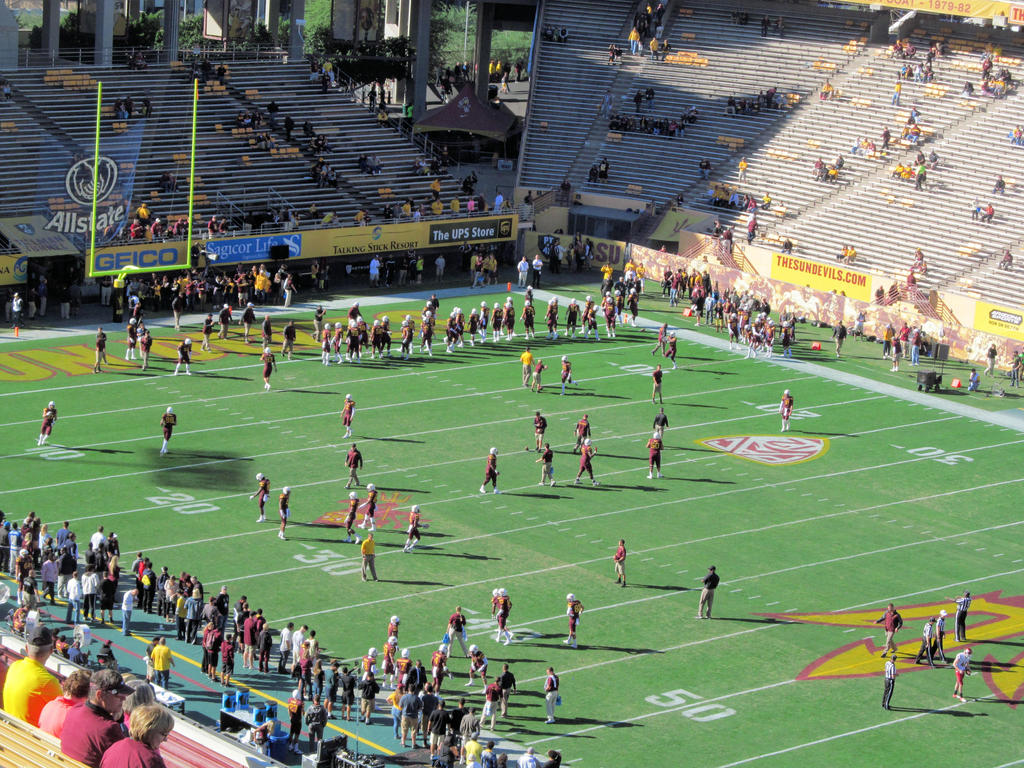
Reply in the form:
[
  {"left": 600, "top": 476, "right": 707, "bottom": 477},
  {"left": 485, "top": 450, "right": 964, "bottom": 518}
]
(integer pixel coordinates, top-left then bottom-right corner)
[
  {"left": 312, "top": 491, "right": 430, "bottom": 531},
  {"left": 700, "top": 435, "right": 828, "bottom": 465}
]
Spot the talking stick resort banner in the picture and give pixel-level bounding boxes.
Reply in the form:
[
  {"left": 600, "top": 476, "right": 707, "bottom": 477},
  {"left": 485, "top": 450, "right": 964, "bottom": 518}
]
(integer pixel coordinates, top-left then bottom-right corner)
[{"left": 35, "top": 120, "right": 145, "bottom": 253}]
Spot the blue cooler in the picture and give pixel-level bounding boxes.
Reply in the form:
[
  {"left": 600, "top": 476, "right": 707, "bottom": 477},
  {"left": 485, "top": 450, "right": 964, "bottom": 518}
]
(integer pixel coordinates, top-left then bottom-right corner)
[{"left": 221, "top": 691, "right": 236, "bottom": 711}]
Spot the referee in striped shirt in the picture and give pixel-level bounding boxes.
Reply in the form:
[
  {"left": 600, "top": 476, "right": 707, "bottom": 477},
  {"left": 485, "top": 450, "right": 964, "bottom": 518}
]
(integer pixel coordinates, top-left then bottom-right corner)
[
  {"left": 948, "top": 590, "right": 972, "bottom": 642},
  {"left": 882, "top": 657, "right": 896, "bottom": 710}
]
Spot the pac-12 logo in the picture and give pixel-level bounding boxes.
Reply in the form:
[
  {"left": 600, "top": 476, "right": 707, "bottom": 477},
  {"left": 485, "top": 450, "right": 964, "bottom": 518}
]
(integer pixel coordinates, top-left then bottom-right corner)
[
  {"left": 700, "top": 435, "right": 828, "bottom": 465},
  {"left": 65, "top": 156, "right": 119, "bottom": 206}
]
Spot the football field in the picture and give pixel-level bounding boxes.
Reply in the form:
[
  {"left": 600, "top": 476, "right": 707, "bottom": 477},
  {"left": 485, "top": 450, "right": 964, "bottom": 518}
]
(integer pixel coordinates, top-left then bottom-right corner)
[{"left": 1, "top": 283, "right": 1022, "bottom": 768}]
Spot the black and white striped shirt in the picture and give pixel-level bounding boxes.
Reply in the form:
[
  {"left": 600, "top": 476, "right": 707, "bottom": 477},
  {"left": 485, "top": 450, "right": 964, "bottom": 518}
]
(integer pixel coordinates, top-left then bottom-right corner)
[
  {"left": 955, "top": 595, "right": 972, "bottom": 613},
  {"left": 884, "top": 659, "right": 896, "bottom": 679}
]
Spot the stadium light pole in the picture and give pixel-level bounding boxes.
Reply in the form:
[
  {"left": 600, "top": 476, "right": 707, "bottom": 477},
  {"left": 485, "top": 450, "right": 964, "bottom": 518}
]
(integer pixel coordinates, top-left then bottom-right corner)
[
  {"left": 89, "top": 80, "right": 102, "bottom": 269},
  {"left": 186, "top": 77, "right": 199, "bottom": 268}
]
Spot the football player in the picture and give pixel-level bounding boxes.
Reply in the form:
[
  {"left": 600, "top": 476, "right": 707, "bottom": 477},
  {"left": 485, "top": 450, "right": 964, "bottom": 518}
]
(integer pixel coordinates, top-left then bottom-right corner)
[
  {"left": 261, "top": 347, "right": 277, "bottom": 391},
  {"left": 250, "top": 472, "right": 270, "bottom": 522},
  {"left": 159, "top": 406, "right": 176, "bottom": 455},
  {"left": 565, "top": 593, "right": 584, "bottom": 648},
  {"left": 38, "top": 401, "right": 57, "bottom": 446},
  {"left": 278, "top": 486, "right": 291, "bottom": 540},
  {"left": 479, "top": 448, "right": 500, "bottom": 495},
  {"left": 341, "top": 394, "right": 356, "bottom": 438}
]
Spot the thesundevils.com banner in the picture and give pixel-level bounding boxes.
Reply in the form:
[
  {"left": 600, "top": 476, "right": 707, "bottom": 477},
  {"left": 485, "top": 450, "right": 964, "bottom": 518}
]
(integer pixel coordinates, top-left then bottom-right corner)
[{"left": 769, "top": 252, "right": 871, "bottom": 302}]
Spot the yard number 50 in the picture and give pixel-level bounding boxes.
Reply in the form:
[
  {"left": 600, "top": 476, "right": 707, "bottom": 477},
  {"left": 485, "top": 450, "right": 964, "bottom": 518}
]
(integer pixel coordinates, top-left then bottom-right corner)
[{"left": 645, "top": 688, "right": 736, "bottom": 722}]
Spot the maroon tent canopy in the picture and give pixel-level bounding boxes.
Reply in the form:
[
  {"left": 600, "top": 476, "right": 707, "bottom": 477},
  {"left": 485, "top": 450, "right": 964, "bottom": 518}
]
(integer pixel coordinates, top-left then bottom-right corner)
[{"left": 413, "top": 84, "right": 518, "bottom": 140}]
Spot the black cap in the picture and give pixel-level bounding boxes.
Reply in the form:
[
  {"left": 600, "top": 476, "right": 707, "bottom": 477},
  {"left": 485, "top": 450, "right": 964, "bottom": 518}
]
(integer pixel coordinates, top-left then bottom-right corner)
[{"left": 26, "top": 625, "right": 54, "bottom": 646}]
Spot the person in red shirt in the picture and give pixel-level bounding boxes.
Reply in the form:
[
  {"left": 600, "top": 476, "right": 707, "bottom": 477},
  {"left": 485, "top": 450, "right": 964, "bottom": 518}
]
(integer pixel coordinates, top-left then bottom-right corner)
[
  {"left": 60, "top": 668, "right": 132, "bottom": 767},
  {"left": 431, "top": 645, "right": 448, "bottom": 693},
  {"left": 479, "top": 448, "right": 500, "bottom": 494},
  {"left": 664, "top": 331, "right": 678, "bottom": 369},
  {"left": 533, "top": 411, "right": 547, "bottom": 451},
  {"left": 446, "top": 606, "right": 469, "bottom": 657},
  {"left": 484, "top": 679, "right": 502, "bottom": 730},
  {"left": 341, "top": 394, "right": 356, "bottom": 438},
  {"left": 38, "top": 401, "right": 57, "bottom": 447},
  {"left": 250, "top": 472, "right": 270, "bottom": 523},
  {"left": 139, "top": 327, "right": 153, "bottom": 370},
  {"left": 564, "top": 594, "right": 584, "bottom": 648},
  {"left": 651, "top": 323, "right": 668, "bottom": 356},
  {"left": 261, "top": 347, "right": 277, "bottom": 391},
  {"left": 343, "top": 492, "right": 360, "bottom": 544},
  {"left": 345, "top": 443, "right": 363, "bottom": 488},
  {"left": 358, "top": 484, "right": 377, "bottom": 532},
  {"left": 574, "top": 414, "right": 591, "bottom": 453},
  {"left": 531, "top": 359, "right": 547, "bottom": 392},
  {"left": 278, "top": 487, "right": 291, "bottom": 541},
  {"left": 574, "top": 439, "right": 598, "bottom": 486},
  {"left": 560, "top": 356, "right": 576, "bottom": 395},
  {"left": 613, "top": 539, "right": 627, "bottom": 587},
  {"left": 38, "top": 669, "right": 90, "bottom": 739},
  {"left": 159, "top": 407, "right": 176, "bottom": 455},
  {"left": 536, "top": 442, "right": 554, "bottom": 486},
  {"left": 403, "top": 506, "right": 422, "bottom": 553},
  {"left": 651, "top": 364, "right": 664, "bottom": 404},
  {"left": 647, "top": 432, "right": 663, "bottom": 479},
  {"left": 779, "top": 389, "right": 794, "bottom": 432}
]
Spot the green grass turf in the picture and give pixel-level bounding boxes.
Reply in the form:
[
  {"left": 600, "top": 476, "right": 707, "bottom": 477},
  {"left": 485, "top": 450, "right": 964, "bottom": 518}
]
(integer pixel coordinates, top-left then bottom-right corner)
[{"left": 1, "top": 285, "right": 1022, "bottom": 768}]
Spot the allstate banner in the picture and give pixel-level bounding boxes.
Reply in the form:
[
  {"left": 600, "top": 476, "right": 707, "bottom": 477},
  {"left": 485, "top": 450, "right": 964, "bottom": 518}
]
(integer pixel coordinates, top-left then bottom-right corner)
[
  {"left": 973, "top": 300, "right": 1024, "bottom": 343},
  {"left": 206, "top": 233, "right": 302, "bottom": 264},
  {"left": 35, "top": 119, "right": 146, "bottom": 252},
  {"left": 770, "top": 252, "right": 871, "bottom": 303},
  {"left": 88, "top": 241, "right": 189, "bottom": 277}
]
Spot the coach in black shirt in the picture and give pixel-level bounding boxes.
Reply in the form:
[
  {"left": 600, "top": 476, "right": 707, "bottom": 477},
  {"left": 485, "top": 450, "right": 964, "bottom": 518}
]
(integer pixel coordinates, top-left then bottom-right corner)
[{"left": 697, "top": 566, "right": 719, "bottom": 619}]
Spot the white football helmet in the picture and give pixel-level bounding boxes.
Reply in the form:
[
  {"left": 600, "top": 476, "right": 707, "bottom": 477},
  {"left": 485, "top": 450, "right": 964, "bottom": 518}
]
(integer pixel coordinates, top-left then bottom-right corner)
[
  {"left": 438, "top": 644, "right": 448, "bottom": 653},
  {"left": 561, "top": 356, "right": 568, "bottom": 362},
  {"left": 411, "top": 504, "right": 420, "bottom": 513},
  {"left": 401, "top": 648, "right": 410, "bottom": 658},
  {"left": 524, "top": 300, "right": 531, "bottom": 307},
  {"left": 256, "top": 472, "right": 265, "bottom": 481},
  {"left": 584, "top": 438, "right": 592, "bottom": 446},
  {"left": 129, "top": 317, "right": 136, "bottom": 325},
  {"left": 263, "top": 347, "right": 270, "bottom": 355},
  {"left": 391, "top": 615, "right": 400, "bottom": 625},
  {"left": 345, "top": 393, "right": 352, "bottom": 401},
  {"left": 469, "top": 644, "right": 479, "bottom": 654},
  {"left": 373, "top": 319, "right": 380, "bottom": 327},
  {"left": 585, "top": 295, "right": 592, "bottom": 302},
  {"left": 382, "top": 315, "right": 389, "bottom": 324},
  {"left": 349, "top": 491, "right": 358, "bottom": 500},
  {"left": 48, "top": 401, "right": 55, "bottom": 409},
  {"left": 223, "top": 303, "right": 229, "bottom": 309},
  {"left": 566, "top": 593, "right": 575, "bottom": 601},
  {"left": 653, "top": 432, "right": 660, "bottom": 439},
  {"left": 367, "top": 483, "right": 376, "bottom": 491},
  {"left": 424, "top": 310, "right": 432, "bottom": 318},
  {"left": 282, "top": 486, "right": 291, "bottom": 494},
  {"left": 404, "top": 315, "right": 411, "bottom": 322},
  {"left": 388, "top": 636, "right": 398, "bottom": 646},
  {"left": 498, "top": 588, "right": 508, "bottom": 597},
  {"left": 489, "top": 447, "right": 498, "bottom": 455},
  {"left": 184, "top": 337, "right": 192, "bottom": 345},
  {"left": 492, "top": 588, "right": 500, "bottom": 597},
  {"left": 335, "top": 322, "right": 342, "bottom": 329},
  {"left": 481, "top": 301, "right": 487, "bottom": 307},
  {"left": 493, "top": 303, "right": 500, "bottom": 309},
  {"left": 368, "top": 647, "right": 377, "bottom": 657},
  {"left": 247, "top": 302, "right": 254, "bottom": 308},
  {"left": 166, "top": 407, "right": 174, "bottom": 414},
  {"left": 784, "top": 389, "right": 790, "bottom": 396}
]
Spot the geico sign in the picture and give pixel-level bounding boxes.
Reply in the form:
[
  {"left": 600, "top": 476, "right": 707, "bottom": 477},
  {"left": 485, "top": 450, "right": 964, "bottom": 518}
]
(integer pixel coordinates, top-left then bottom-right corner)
[{"left": 93, "top": 247, "right": 183, "bottom": 271}]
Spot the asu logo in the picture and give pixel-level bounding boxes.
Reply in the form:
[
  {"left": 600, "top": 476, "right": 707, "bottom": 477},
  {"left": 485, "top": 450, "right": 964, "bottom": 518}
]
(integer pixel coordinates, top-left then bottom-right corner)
[
  {"left": 757, "top": 591, "right": 1024, "bottom": 706},
  {"left": 700, "top": 435, "right": 828, "bottom": 465},
  {"left": 312, "top": 491, "right": 429, "bottom": 532}
]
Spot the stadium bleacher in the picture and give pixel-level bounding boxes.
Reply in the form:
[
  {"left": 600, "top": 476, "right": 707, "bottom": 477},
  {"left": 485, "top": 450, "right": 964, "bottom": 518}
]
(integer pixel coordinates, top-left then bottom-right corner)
[
  {"left": 0, "top": 61, "right": 468, "bottom": 235},
  {"left": 517, "top": 0, "right": 1024, "bottom": 313}
]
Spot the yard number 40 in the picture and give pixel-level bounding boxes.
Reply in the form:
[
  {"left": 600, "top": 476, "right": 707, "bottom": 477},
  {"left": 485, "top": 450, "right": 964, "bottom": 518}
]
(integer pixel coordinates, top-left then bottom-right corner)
[{"left": 645, "top": 688, "right": 736, "bottom": 722}]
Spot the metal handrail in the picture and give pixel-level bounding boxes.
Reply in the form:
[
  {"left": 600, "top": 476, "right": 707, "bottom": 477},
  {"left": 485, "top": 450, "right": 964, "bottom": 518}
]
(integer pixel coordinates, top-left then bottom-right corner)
[{"left": 18, "top": 44, "right": 289, "bottom": 70}]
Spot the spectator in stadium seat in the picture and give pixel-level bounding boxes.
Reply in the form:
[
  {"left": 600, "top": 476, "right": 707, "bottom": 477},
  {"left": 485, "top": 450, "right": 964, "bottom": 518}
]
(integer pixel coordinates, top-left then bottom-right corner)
[
  {"left": 980, "top": 203, "right": 995, "bottom": 223},
  {"left": 158, "top": 172, "right": 177, "bottom": 192},
  {"left": 98, "top": 703, "right": 174, "bottom": 768},
  {"left": 998, "top": 249, "right": 1013, "bottom": 270},
  {"left": 39, "top": 669, "right": 91, "bottom": 739},
  {"left": 699, "top": 158, "right": 711, "bottom": 179},
  {"left": 3, "top": 625, "right": 61, "bottom": 726},
  {"left": 993, "top": 175, "right": 1006, "bottom": 194},
  {"left": 61, "top": 668, "right": 132, "bottom": 767}
]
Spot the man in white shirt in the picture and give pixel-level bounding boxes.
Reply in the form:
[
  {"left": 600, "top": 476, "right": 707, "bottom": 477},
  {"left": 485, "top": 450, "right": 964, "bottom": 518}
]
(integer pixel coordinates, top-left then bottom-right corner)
[
  {"left": 291, "top": 624, "right": 307, "bottom": 663},
  {"left": 278, "top": 622, "right": 294, "bottom": 673},
  {"left": 369, "top": 256, "right": 381, "bottom": 287},
  {"left": 65, "top": 573, "right": 83, "bottom": 625},
  {"left": 89, "top": 526, "right": 107, "bottom": 552},
  {"left": 516, "top": 746, "right": 539, "bottom": 768},
  {"left": 517, "top": 256, "right": 530, "bottom": 287},
  {"left": 531, "top": 255, "right": 543, "bottom": 288},
  {"left": 121, "top": 588, "right": 137, "bottom": 636},
  {"left": 953, "top": 647, "right": 972, "bottom": 701},
  {"left": 435, "top": 254, "right": 446, "bottom": 281}
]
